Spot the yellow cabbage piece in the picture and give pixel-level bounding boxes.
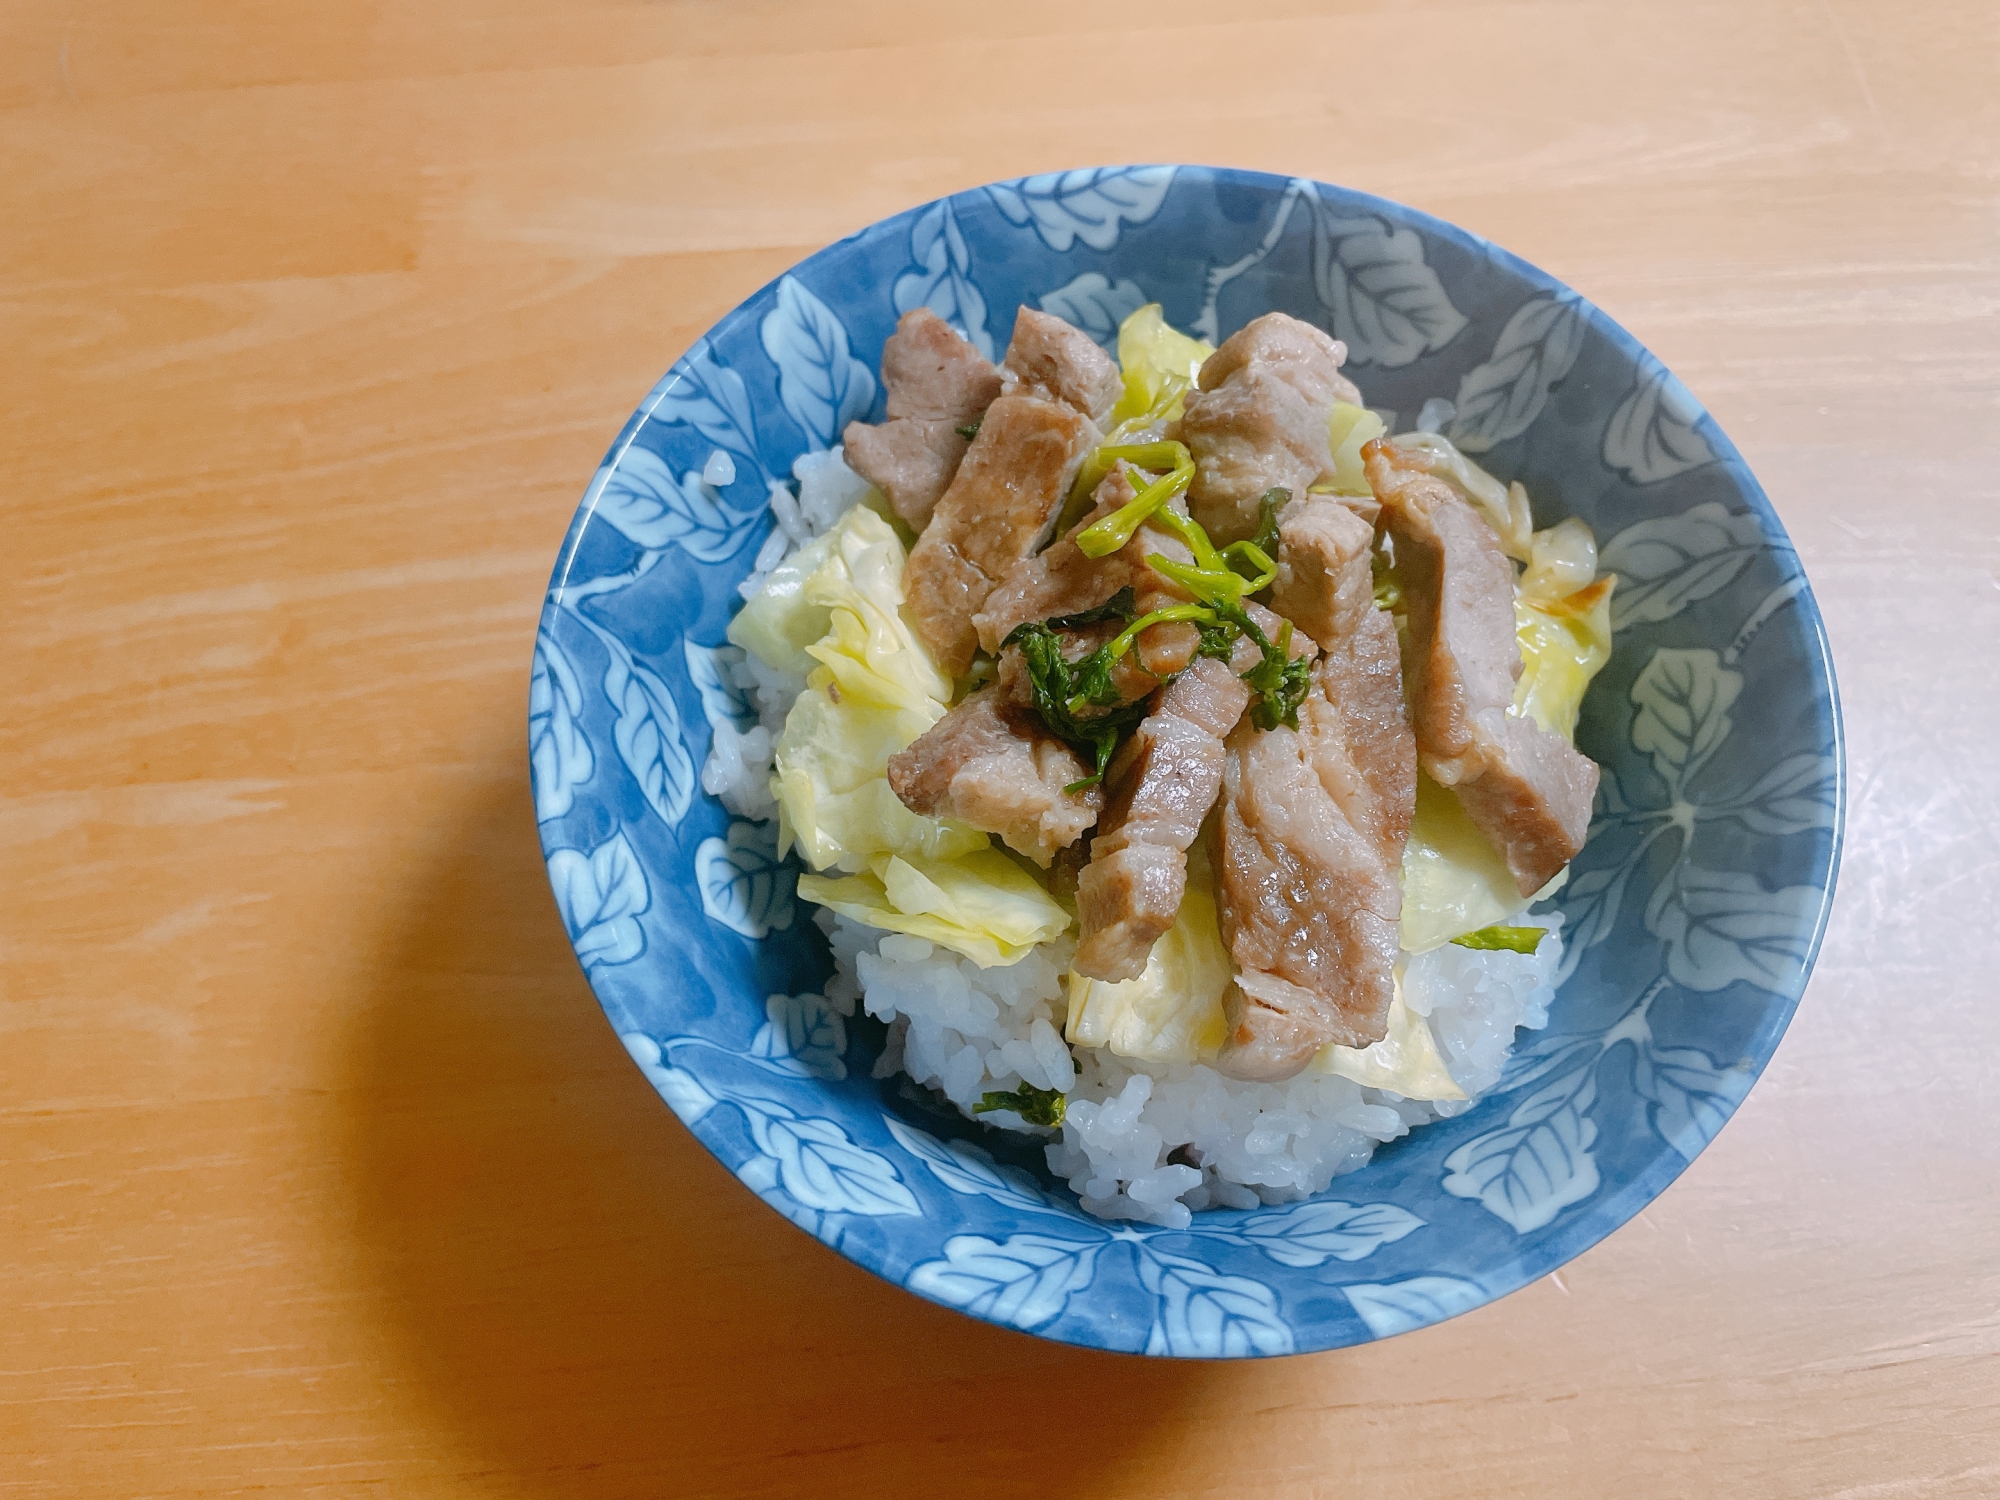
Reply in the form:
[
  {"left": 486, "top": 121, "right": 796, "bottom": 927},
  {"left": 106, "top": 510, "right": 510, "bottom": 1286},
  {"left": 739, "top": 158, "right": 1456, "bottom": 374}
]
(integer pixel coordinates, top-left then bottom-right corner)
[
  {"left": 1324, "top": 402, "right": 1387, "bottom": 495},
  {"left": 799, "top": 850, "right": 1071, "bottom": 969},
  {"left": 1387, "top": 431, "right": 1534, "bottom": 560},
  {"left": 1068, "top": 306, "right": 1215, "bottom": 513},
  {"left": 1520, "top": 517, "right": 1599, "bottom": 603},
  {"left": 1515, "top": 575, "right": 1615, "bottom": 739},
  {"left": 1401, "top": 773, "right": 1549, "bottom": 953},
  {"left": 1065, "top": 866, "right": 1231, "bottom": 1062},
  {"left": 744, "top": 506, "right": 1070, "bottom": 966},
  {"left": 1109, "top": 303, "right": 1212, "bottom": 429},
  {"left": 726, "top": 527, "right": 842, "bottom": 678},
  {"left": 1308, "top": 980, "right": 1465, "bottom": 1101},
  {"left": 745, "top": 507, "right": 982, "bottom": 874}
]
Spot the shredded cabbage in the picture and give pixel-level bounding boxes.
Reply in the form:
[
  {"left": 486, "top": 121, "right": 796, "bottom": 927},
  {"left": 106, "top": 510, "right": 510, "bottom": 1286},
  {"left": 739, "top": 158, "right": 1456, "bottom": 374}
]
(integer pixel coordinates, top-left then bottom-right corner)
[
  {"left": 799, "top": 850, "right": 1071, "bottom": 969},
  {"left": 1065, "top": 859, "right": 1231, "bottom": 1062}
]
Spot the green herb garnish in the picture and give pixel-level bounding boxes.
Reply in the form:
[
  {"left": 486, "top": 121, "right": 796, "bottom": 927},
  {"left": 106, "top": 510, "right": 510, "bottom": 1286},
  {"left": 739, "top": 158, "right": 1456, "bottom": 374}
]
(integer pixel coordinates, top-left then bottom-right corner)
[
  {"left": 1224, "top": 605, "right": 1311, "bottom": 730},
  {"left": 1048, "top": 585, "right": 1137, "bottom": 631},
  {"left": 1221, "top": 538, "right": 1277, "bottom": 593},
  {"left": 1450, "top": 924, "right": 1545, "bottom": 954},
  {"left": 1143, "top": 535, "right": 1310, "bottom": 731},
  {"left": 1075, "top": 444, "right": 1195, "bottom": 559},
  {"left": 955, "top": 414, "right": 984, "bottom": 441},
  {"left": 973, "top": 1081, "right": 1067, "bottom": 1127},
  {"left": 1249, "top": 487, "right": 1288, "bottom": 556},
  {"left": 1003, "top": 622, "right": 1155, "bottom": 791}
]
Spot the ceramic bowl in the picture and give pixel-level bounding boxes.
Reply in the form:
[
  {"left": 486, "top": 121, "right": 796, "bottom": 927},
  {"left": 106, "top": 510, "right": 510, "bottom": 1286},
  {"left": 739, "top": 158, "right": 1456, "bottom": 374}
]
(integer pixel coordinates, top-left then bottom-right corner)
[{"left": 529, "top": 166, "right": 1841, "bottom": 1357}]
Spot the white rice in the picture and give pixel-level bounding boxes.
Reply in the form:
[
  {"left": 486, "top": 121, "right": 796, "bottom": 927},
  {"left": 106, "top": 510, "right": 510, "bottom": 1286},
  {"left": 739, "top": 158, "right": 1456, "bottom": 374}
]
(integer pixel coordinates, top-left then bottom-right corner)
[{"left": 703, "top": 449, "right": 1562, "bottom": 1228}]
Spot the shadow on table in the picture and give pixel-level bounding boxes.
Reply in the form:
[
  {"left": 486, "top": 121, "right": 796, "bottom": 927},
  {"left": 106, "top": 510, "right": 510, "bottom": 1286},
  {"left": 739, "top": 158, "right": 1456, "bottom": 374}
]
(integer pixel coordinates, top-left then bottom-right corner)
[{"left": 343, "top": 770, "right": 1244, "bottom": 1497}]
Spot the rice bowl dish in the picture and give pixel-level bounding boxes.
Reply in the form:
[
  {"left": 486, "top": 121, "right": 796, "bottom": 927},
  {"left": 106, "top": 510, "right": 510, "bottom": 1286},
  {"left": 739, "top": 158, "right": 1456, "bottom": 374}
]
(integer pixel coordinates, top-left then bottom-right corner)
[
  {"left": 532, "top": 166, "right": 1839, "bottom": 1355},
  {"left": 700, "top": 300, "right": 1611, "bottom": 1230}
]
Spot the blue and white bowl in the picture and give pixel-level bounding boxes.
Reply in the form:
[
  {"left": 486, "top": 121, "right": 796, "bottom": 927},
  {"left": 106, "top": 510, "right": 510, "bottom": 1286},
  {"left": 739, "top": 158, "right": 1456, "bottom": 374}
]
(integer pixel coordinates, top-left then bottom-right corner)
[{"left": 529, "top": 166, "right": 1842, "bottom": 1357}]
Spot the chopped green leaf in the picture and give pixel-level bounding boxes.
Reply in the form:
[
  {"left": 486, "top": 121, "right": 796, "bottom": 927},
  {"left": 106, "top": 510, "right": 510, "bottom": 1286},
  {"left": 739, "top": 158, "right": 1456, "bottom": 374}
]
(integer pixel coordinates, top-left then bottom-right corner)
[
  {"left": 1450, "top": 924, "right": 1545, "bottom": 954},
  {"left": 1001, "top": 621, "right": 1154, "bottom": 790},
  {"left": 1250, "top": 488, "right": 1289, "bottom": 557},
  {"left": 955, "top": 414, "right": 985, "bottom": 441},
  {"left": 972, "top": 1081, "right": 1067, "bottom": 1127},
  {"left": 1048, "top": 585, "right": 1136, "bottom": 631},
  {"left": 1142, "top": 514, "right": 1314, "bottom": 731},
  {"left": 1194, "top": 618, "right": 1239, "bottom": 660},
  {"left": 1235, "top": 612, "right": 1311, "bottom": 731}
]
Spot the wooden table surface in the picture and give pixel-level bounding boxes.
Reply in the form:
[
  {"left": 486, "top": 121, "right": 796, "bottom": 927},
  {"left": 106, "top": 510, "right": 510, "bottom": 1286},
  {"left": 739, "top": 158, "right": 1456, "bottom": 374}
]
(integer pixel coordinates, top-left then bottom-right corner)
[{"left": 7, "top": 1, "right": 1998, "bottom": 1494}]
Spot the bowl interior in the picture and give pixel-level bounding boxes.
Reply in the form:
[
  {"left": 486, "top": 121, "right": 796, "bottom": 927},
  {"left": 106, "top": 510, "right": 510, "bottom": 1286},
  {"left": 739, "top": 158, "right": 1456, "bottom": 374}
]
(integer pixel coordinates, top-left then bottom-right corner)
[{"left": 531, "top": 166, "right": 1841, "bottom": 1357}]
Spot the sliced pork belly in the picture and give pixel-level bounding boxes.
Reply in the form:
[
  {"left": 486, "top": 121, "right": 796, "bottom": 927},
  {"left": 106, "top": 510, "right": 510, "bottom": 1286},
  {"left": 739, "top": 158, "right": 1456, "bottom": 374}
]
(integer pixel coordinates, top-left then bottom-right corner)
[
  {"left": 1214, "top": 609, "right": 1416, "bottom": 1081},
  {"left": 1074, "top": 658, "right": 1252, "bottom": 982},
  {"left": 886, "top": 680, "right": 1100, "bottom": 868},
  {"left": 1267, "top": 494, "right": 1375, "bottom": 652},
  {"left": 1176, "top": 313, "right": 1364, "bottom": 546},
  {"left": 1364, "top": 440, "right": 1597, "bottom": 895},
  {"left": 1001, "top": 307, "right": 1122, "bottom": 423},
  {"left": 842, "top": 309, "right": 1003, "bottom": 531},
  {"left": 903, "top": 393, "right": 1096, "bottom": 677}
]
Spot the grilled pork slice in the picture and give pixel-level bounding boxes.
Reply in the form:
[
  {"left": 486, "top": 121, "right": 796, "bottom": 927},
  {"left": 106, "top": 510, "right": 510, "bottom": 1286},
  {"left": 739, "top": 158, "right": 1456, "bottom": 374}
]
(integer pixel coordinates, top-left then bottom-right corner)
[
  {"left": 1214, "top": 610, "right": 1416, "bottom": 1081},
  {"left": 886, "top": 679, "right": 1100, "bottom": 868},
  {"left": 1267, "top": 494, "right": 1375, "bottom": 652},
  {"left": 1176, "top": 313, "right": 1364, "bottom": 545},
  {"left": 973, "top": 463, "right": 1202, "bottom": 671},
  {"left": 1001, "top": 307, "right": 1122, "bottom": 423},
  {"left": 842, "top": 309, "right": 1004, "bottom": 531},
  {"left": 1365, "top": 440, "right": 1597, "bottom": 895},
  {"left": 904, "top": 393, "right": 1096, "bottom": 677},
  {"left": 1074, "top": 658, "right": 1252, "bottom": 982}
]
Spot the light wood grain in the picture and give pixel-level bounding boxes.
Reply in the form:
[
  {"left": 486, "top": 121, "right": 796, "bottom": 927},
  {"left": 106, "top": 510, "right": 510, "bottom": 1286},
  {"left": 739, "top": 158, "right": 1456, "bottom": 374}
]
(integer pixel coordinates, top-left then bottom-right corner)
[{"left": 5, "top": 0, "right": 1998, "bottom": 1494}]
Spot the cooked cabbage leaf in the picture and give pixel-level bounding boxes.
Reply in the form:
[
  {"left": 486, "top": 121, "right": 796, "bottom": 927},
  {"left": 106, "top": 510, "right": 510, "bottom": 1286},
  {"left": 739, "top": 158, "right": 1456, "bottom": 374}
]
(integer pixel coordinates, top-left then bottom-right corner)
[
  {"left": 1308, "top": 981, "right": 1466, "bottom": 1101},
  {"left": 1520, "top": 517, "right": 1599, "bottom": 603},
  {"left": 751, "top": 507, "right": 984, "bottom": 873},
  {"left": 1325, "top": 401, "right": 1387, "bottom": 495},
  {"left": 1065, "top": 862, "right": 1231, "bottom": 1062},
  {"left": 726, "top": 526, "right": 843, "bottom": 677},
  {"left": 1387, "top": 431, "right": 1534, "bottom": 560},
  {"left": 1109, "top": 303, "right": 1212, "bottom": 430},
  {"left": 1401, "top": 772, "right": 1568, "bottom": 953},
  {"left": 1514, "top": 574, "right": 1614, "bottom": 739},
  {"left": 799, "top": 850, "right": 1071, "bottom": 969}
]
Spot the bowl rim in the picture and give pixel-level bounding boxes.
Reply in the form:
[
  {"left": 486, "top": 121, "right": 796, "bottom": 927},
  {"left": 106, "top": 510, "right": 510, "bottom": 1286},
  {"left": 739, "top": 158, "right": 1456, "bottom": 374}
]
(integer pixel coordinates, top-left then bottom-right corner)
[{"left": 532, "top": 163, "right": 1845, "bottom": 1357}]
